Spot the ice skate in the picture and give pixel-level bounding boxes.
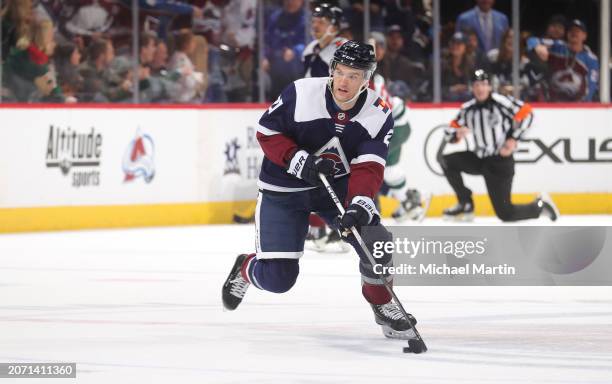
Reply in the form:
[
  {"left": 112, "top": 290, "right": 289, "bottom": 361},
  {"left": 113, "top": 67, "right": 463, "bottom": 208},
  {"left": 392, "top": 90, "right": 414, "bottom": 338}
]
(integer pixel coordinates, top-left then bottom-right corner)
[
  {"left": 371, "top": 301, "right": 418, "bottom": 340},
  {"left": 305, "top": 226, "right": 350, "bottom": 253},
  {"left": 443, "top": 201, "right": 474, "bottom": 222},
  {"left": 537, "top": 192, "right": 559, "bottom": 221},
  {"left": 222, "top": 254, "right": 252, "bottom": 311},
  {"left": 392, "top": 189, "right": 432, "bottom": 222}
]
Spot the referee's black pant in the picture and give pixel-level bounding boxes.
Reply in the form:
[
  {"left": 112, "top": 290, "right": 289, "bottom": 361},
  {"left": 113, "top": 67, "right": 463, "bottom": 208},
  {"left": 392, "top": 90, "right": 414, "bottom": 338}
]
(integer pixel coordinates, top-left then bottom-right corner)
[{"left": 441, "top": 151, "right": 541, "bottom": 222}]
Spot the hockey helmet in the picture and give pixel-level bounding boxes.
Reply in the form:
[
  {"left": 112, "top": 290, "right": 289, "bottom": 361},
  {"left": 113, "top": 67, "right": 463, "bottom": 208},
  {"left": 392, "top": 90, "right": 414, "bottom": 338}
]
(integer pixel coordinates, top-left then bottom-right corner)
[
  {"left": 331, "top": 40, "right": 377, "bottom": 79},
  {"left": 312, "top": 3, "right": 343, "bottom": 27},
  {"left": 471, "top": 69, "right": 490, "bottom": 82}
]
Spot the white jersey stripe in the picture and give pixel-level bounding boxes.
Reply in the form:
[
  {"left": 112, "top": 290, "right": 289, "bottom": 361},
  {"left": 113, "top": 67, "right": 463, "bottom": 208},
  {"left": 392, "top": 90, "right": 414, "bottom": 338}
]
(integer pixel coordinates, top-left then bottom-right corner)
[
  {"left": 257, "top": 124, "right": 281, "bottom": 136},
  {"left": 350, "top": 154, "right": 386, "bottom": 166}
]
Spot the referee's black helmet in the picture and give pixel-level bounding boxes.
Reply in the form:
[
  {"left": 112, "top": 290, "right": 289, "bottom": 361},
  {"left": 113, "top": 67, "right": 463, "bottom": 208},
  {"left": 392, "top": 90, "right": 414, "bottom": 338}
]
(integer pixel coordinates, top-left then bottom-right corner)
[{"left": 472, "top": 69, "right": 490, "bottom": 82}]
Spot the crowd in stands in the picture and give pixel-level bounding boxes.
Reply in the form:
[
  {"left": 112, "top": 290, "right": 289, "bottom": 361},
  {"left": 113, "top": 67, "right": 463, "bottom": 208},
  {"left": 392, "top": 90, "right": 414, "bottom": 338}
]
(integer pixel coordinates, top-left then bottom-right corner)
[{"left": 0, "top": 0, "right": 603, "bottom": 104}]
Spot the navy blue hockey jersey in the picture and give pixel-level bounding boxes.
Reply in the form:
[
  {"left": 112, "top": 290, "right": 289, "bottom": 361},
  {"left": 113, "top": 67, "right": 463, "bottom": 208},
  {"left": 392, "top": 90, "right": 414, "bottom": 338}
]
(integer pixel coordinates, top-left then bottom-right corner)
[
  {"left": 256, "top": 77, "right": 394, "bottom": 202},
  {"left": 302, "top": 37, "right": 346, "bottom": 78}
]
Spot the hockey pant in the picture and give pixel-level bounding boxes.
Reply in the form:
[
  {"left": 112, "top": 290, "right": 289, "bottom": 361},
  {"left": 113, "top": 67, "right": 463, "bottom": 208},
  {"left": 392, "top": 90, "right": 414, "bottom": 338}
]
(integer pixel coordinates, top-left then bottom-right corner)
[{"left": 243, "top": 178, "right": 394, "bottom": 304}]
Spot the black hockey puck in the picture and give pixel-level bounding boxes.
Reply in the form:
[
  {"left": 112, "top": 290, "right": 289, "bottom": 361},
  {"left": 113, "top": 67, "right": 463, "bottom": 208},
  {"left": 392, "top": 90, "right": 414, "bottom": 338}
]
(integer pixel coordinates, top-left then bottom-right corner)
[{"left": 403, "top": 339, "right": 427, "bottom": 354}]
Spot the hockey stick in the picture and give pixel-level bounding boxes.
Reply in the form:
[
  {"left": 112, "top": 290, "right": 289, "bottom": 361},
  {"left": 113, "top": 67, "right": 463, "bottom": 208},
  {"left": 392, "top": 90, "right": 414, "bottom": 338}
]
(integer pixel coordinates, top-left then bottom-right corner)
[{"left": 319, "top": 174, "right": 428, "bottom": 353}]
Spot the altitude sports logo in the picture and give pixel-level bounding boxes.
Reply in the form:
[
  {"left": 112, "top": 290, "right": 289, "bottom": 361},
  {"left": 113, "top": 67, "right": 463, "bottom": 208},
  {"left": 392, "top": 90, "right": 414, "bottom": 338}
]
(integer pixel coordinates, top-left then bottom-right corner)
[
  {"left": 45, "top": 125, "right": 103, "bottom": 187},
  {"left": 123, "top": 130, "right": 155, "bottom": 183}
]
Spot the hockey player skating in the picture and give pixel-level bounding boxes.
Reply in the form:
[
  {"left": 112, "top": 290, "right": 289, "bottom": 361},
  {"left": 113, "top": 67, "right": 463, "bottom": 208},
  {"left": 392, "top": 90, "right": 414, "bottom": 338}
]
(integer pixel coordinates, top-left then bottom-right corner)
[
  {"left": 303, "top": 3, "right": 349, "bottom": 251},
  {"left": 440, "top": 69, "right": 559, "bottom": 222},
  {"left": 369, "top": 32, "right": 431, "bottom": 222},
  {"left": 223, "top": 41, "right": 418, "bottom": 340}
]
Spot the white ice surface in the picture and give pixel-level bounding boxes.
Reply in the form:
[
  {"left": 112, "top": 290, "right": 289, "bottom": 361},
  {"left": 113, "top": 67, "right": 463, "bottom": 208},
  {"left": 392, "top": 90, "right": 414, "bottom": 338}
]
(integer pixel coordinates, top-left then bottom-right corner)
[{"left": 1, "top": 216, "right": 611, "bottom": 383}]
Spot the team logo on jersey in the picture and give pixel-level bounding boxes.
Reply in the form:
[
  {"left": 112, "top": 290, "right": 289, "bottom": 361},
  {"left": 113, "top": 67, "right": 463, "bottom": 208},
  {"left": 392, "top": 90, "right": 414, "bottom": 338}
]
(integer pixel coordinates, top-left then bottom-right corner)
[
  {"left": 123, "top": 130, "right": 155, "bottom": 183},
  {"left": 374, "top": 97, "right": 390, "bottom": 113},
  {"left": 337, "top": 112, "right": 346, "bottom": 121},
  {"left": 223, "top": 138, "right": 241, "bottom": 175},
  {"left": 314, "top": 137, "right": 350, "bottom": 178}
]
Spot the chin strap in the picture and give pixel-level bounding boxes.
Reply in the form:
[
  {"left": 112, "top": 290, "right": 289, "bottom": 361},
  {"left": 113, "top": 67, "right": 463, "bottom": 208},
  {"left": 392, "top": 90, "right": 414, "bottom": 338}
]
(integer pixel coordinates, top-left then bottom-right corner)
[
  {"left": 326, "top": 76, "right": 370, "bottom": 108},
  {"left": 318, "top": 25, "right": 337, "bottom": 47}
]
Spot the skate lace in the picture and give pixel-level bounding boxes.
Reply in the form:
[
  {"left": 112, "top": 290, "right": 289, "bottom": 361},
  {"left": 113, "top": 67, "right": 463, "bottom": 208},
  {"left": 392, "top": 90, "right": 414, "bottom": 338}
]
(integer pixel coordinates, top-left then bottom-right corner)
[
  {"left": 380, "top": 303, "right": 405, "bottom": 321},
  {"left": 229, "top": 276, "right": 249, "bottom": 298}
]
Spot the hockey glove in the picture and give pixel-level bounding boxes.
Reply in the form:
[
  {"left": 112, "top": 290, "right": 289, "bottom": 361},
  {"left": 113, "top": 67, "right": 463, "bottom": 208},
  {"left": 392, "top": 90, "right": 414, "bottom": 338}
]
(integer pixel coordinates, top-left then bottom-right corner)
[
  {"left": 338, "top": 196, "right": 380, "bottom": 231},
  {"left": 287, "top": 149, "right": 335, "bottom": 186}
]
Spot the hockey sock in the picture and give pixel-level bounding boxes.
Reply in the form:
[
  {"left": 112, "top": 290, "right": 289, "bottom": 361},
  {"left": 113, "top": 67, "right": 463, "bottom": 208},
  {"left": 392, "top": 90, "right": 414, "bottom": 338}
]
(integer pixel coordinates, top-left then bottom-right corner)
[
  {"left": 362, "top": 282, "right": 392, "bottom": 305},
  {"left": 308, "top": 213, "right": 326, "bottom": 227}
]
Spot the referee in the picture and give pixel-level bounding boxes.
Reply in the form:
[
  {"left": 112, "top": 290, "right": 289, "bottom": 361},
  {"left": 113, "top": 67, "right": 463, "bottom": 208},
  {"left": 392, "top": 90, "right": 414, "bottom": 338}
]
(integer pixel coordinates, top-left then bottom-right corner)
[{"left": 439, "top": 69, "right": 558, "bottom": 222}]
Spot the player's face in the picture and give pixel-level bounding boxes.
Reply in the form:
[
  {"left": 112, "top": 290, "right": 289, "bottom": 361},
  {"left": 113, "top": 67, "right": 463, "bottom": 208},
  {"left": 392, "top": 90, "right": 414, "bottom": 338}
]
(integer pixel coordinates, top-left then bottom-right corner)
[
  {"left": 472, "top": 80, "right": 492, "bottom": 102},
  {"left": 311, "top": 17, "right": 333, "bottom": 40},
  {"left": 332, "top": 64, "right": 366, "bottom": 102}
]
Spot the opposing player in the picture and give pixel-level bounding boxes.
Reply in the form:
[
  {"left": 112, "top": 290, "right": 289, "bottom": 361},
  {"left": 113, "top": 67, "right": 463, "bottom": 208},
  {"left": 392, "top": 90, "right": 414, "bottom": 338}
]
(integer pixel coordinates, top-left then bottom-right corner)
[
  {"left": 369, "top": 32, "right": 430, "bottom": 222},
  {"left": 222, "top": 41, "right": 417, "bottom": 339},
  {"left": 440, "top": 69, "right": 559, "bottom": 222}
]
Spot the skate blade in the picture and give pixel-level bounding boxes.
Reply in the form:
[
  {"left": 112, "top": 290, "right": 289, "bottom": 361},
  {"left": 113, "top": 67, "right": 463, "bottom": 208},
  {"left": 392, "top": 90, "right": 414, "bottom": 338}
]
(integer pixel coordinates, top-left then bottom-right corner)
[{"left": 380, "top": 325, "right": 418, "bottom": 340}]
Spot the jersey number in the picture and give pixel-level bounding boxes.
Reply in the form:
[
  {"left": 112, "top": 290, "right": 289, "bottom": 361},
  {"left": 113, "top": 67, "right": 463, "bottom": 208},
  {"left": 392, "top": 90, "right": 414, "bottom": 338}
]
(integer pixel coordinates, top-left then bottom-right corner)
[
  {"left": 383, "top": 130, "right": 393, "bottom": 147},
  {"left": 268, "top": 96, "right": 283, "bottom": 114}
]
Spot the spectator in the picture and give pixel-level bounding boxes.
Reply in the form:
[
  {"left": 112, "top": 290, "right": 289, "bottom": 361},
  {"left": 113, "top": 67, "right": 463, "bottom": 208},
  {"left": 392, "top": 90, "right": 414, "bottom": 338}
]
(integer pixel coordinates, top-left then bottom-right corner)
[
  {"left": 220, "top": 0, "right": 256, "bottom": 101},
  {"left": 347, "top": 0, "right": 385, "bottom": 41},
  {"left": 406, "top": 17, "right": 432, "bottom": 69},
  {"left": 263, "top": 0, "right": 307, "bottom": 100},
  {"left": 168, "top": 29, "right": 206, "bottom": 103},
  {"left": 521, "top": 29, "right": 551, "bottom": 101},
  {"left": 54, "top": 42, "right": 83, "bottom": 103},
  {"left": 55, "top": 42, "right": 82, "bottom": 77},
  {"left": 103, "top": 55, "right": 133, "bottom": 102},
  {"left": 382, "top": 25, "right": 426, "bottom": 101},
  {"left": 462, "top": 27, "right": 487, "bottom": 68},
  {"left": 64, "top": 0, "right": 115, "bottom": 41},
  {"left": 1, "top": 0, "right": 33, "bottom": 60},
  {"left": 527, "top": 19, "right": 599, "bottom": 101},
  {"left": 441, "top": 31, "right": 474, "bottom": 102},
  {"left": 116, "top": 0, "right": 203, "bottom": 42},
  {"left": 544, "top": 14, "right": 566, "bottom": 40},
  {"left": 198, "top": 0, "right": 227, "bottom": 103},
  {"left": 455, "top": 0, "right": 509, "bottom": 54},
  {"left": 486, "top": 28, "right": 514, "bottom": 96},
  {"left": 133, "top": 33, "right": 157, "bottom": 102},
  {"left": 139, "top": 32, "right": 156, "bottom": 67},
  {"left": 3, "top": 19, "right": 63, "bottom": 102},
  {"left": 384, "top": 0, "right": 417, "bottom": 55},
  {"left": 78, "top": 38, "right": 114, "bottom": 101},
  {"left": 152, "top": 40, "right": 169, "bottom": 75},
  {"left": 148, "top": 39, "right": 182, "bottom": 103}
]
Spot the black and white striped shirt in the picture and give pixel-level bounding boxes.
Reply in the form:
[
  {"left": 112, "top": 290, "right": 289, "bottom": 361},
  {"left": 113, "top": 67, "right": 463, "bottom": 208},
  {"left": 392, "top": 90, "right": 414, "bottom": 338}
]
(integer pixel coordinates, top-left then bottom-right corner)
[{"left": 446, "top": 93, "right": 534, "bottom": 158}]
